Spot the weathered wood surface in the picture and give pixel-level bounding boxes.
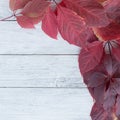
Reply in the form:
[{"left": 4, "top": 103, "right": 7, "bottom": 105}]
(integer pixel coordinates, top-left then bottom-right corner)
[
  {"left": 0, "top": 1, "right": 12, "bottom": 19},
  {"left": 0, "top": 55, "right": 84, "bottom": 88},
  {"left": 0, "top": 1, "right": 93, "bottom": 120},
  {"left": 0, "top": 88, "right": 93, "bottom": 120},
  {"left": 0, "top": 22, "right": 80, "bottom": 54}
]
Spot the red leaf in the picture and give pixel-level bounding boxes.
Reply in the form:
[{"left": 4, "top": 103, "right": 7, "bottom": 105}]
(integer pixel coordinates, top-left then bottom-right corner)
[
  {"left": 22, "top": 0, "right": 50, "bottom": 18},
  {"left": 93, "top": 22, "right": 120, "bottom": 41},
  {"left": 103, "top": 85, "right": 116, "bottom": 111},
  {"left": 29, "top": 16, "right": 42, "bottom": 24},
  {"left": 105, "top": 0, "right": 120, "bottom": 22},
  {"left": 16, "top": 16, "right": 35, "bottom": 28},
  {"left": 87, "top": 87, "right": 95, "bottom": 99},
  {"left": 57, "top": 6, "right": 93, "bottom": 47},
  {"left": 42, "top": 8, "right": 58, "bottom": 39},
  {"left": 113, "top": 78, "right": 120, "bottom": 95},
  {"left": 103, "top": 54, "right": 113, "bottom": 76},
  {"left": 63, "top": 0, "right": 110, "bottom": 27},
  {"left": 87, "top": 72, "right": 106, "bottom": 87},
  {"left": 9, "top": 0, "right": 31, "bottom": 10},
  {"left": 116, "top": 95, "right": 120, "bottom": 118},
  {"left": 87, "top": 32, "right": 99, "bottom": 43},
  {"left": 91, "top": 103, "right": 114, "bottom": 119},
  {"left": 90, "top": 103, "right": 106, "bottom": 120},
  {"left": 112, "top": 47, "right": 120, "bottom": 62},
  {"left": 79, "top": 41, "right": 103, "bottom": 74},
  {"left": 94, "top": 84, "right": 105, "bottom": 103},
  {"left": 97, "top": 0, "right": 107, "bottom": 3}
]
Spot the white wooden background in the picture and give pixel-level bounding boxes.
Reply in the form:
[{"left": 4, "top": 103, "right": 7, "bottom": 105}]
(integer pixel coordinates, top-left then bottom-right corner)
[{"left": 0, "top": 1, "right": 93, "bottom": 120}]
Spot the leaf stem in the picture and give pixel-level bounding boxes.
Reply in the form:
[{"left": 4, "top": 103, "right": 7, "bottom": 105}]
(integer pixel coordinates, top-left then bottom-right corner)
[
  {"left": 52, "top": 0, "right": 58, "bottom": 5},
  {"left": 108, "top": 41, "right": 112, "bottom": 59},
  {"left": 0, "top": 14, "right": 15, "bottom": 21}
]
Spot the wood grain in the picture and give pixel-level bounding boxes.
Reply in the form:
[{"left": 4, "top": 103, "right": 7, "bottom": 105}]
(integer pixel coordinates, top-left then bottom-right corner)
[
  {"left": 0, "top": 55, "right": 85, "bottom": 88},
  {"left": 0, "top": 22, "right": 80, "bottom": 54},
  {"left": 0, "top": 88, "right": 93, "bottom": 120},
  {"left": 0, "top": 1, "right": 12, "bottom": 19}
]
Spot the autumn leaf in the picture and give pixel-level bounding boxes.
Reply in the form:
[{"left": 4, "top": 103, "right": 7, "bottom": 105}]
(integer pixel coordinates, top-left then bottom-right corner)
[
  {"left": 22, "top": 0, "right": 50, "bottom": 18},
  {"left": 57, "top": 6, "right": 93, "bottom": 47},
  {"left": 9, "top": 0, "right": 31, "bottom": 11},
  {"left": 42, "top": 8, "right": 58, "bottom": 39},
  {"left": 105, "top": 0, "right": 120, "bottom": 22},
  {"left": 97, "top": 0, "right": 107, "bottom": 3},
  {"left": 93, "top": 22, "right": 120, "bottom": 41},
  {"left": 90, "top": 103, "right": 107, "bottom": 120},
  {"left": 16, "top": 15, "right": 35, "bottom": 28},
  {"left": 87, "top": 72, "right": 106, "bottom": 87},
  {"left": 79, "top": 41, "right": 103, "bottom": 74},
  {"left": 116, "top": 95, "right": 120, "bottom": 118},
  {"left": 63, "top": 0, "right": 110, "bottom": 27},
  {"left": 112, "top": 47, "right": 120, "bottom": 62},
  {"left": 103, "top": 85, "right": 117, "bottom": 111}
]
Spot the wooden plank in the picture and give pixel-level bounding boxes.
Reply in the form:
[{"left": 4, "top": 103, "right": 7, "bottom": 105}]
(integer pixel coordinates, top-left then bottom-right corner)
[
  {"left": 0, "top": 21, "right": 80, "bottom": 54},
  {"left": 0, "top": 88, "right": 93, "bottom": 120},
  {"left": 0, "top": 1, "right": 12, "bottom": 19},
  {"left": 0, "top": 55, "right": 85, "bottom": 88}
]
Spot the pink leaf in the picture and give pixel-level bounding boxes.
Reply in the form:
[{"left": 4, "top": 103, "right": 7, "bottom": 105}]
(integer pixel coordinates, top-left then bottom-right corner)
[
  {"left": 22, "top": 0, "right": 50, "bottom": 18},
  {"left": 42, "top": 8, "right": 58, "bottom": 39},
  {"left": 9, "top": 0, "right": 31, "bottom": 11},
  {"left": 63, "top": 0, "right": 110, "bottom": 27},
  {"left": 16, "top": 16, "right": 35, "bottom": 28},
  {"left": 57, "top": 6, "right": 93, "bottom": 47}
]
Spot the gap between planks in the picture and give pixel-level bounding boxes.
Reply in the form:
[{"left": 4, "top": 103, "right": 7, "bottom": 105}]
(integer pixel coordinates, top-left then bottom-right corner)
[
  {"left": 0, "top": 54, "right": 79, "bottom": 55},
  {"left": 0, "top": 87, "right": 86, "bottom": 89}
]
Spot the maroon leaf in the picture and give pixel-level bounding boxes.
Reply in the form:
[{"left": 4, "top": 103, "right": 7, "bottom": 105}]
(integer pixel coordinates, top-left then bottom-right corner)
[
  {"left": 79, "top": 41, "right": 103, "bottom": 74},
  {"left": 94, "top": 84, "right": 105, "bottom": 103},
  {"left": 42, "top": 8, "right": 58, "bottom": 39},
  {"left": 103, "top": 85, "right": 116, "bottom": 111},
  {"left": 105, "top": 0, "right": 120, "bottom": 22},
  {"left": 63, "top": 0, "right": 110, "bottom": 27},
  {"left": 57, "top": 6, "right": 93, "bottom": 47},
  {"left": 90, "top": 103, "right": 106, "bottom": 120},
  {"left": 87, "top": 87, "right": 95, "bottom": 100},
  {"left": 116, "top": 95, "right": 120, "bottom": 118},
  {"left": 103, "top": 54, "right": 113, "bottom": 76},
  {"left": 16, "top": 16, "right": 34, "bottom": 28},
  {"left": 91, "top": 103, "right": 114, "bottom": 119},
  {"left": 112, "top": 47, "right": 120, "bottom": 62},
  {"left": 113, "top": 78, "right": 120, "bottom": 95},
  {"left": 87, "top": 72, "right": 106, "bottom": 87}
]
